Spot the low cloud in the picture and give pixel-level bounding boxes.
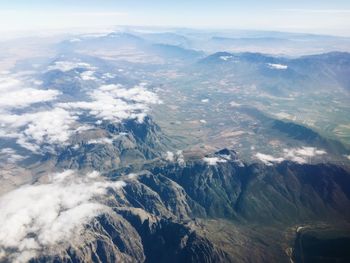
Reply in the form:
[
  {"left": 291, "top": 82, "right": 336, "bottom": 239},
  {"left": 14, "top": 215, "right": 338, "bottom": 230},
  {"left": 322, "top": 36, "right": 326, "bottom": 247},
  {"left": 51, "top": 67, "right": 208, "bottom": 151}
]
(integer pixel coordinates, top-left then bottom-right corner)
[
  {"left": 220, "top": 55, "right": 233, "bottom": 61},
  {"left": 0, "top": 88, "right": 59, "bottom": 109},
  {"left": 0, "top": 148, "right": 24, "bottom": 163},
  {"left": 267, "top": 63, "right": 288, "bottom": 70},
  {"left": 0, "top": 170, "right": 126, "bottom": 263},
  {"left": 287, "top": 147, "right": 326, "bottom": 157},
  {"left": 0, "top": 72, "right": 68, "bottom": 153},
  {"left": 60, "top": 84, "right": 161, "bottom": 123},
  {"left": 47, "top": 61, "right": 96, "bottom": 72},
  {"left": 165, "top": 151, "right": 175, "bottom": 162},
  {"left": 80, "top": 70, "right": 97, "bottom": 81},
  {"left": 203, "top": 157, "right": 227, "bottom": 166},
  {"left": 0, "top": 66, "right": 160, "bottom": 155},
  {"left": 177, "top": 153, "right": 185, "bottom": 166},
  {"left": 229, "top": 101, "right": 241, "bottom": 107},
  {"left": 163, "top": 151, "right": 185, "bottom": 165},
  {"left": 86, "top": 137, "right": 115, "bottom": 145},
  {"left": 255, "top": 146, "right": 326, "bottom": 165},
  {"left": 283, "top": 147, "right": 326, "bottom": 163},
  {"left": 102, "top": 72, "right": 116, "bottom": 79},
  {"left": 255, "top": 153, "right": 284, "bottom": 166},
  {"left": 0, "top": 74, "right": 60, "bottom": 109},
  {"left": 0, "top": 108, "right": 77, "bottom": 152}
]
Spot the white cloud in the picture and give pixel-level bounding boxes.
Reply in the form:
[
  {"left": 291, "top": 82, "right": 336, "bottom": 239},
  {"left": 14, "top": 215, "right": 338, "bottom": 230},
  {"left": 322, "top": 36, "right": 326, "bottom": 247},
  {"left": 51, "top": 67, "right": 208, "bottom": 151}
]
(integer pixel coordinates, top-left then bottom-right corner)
[
  {"left": 69, "top": 38, "right": 81, "bottom": 42},
  {"left": 220, "top": 55, "right": 232, "bottom": 61},
  {"left": 0, "top": 108, "right": 77, "bottom": 152},
  {"left": 275, "top": 112, "right": 295, "bottom": 121},
  {"left": 47, "top": 61, "right": 96, "bottom": 72},
  {"left": 98, "top": 84, "right": 160, "bottom": 104},
  {"left": 176, "top": 150, "right": 185, "bottom": 166},
  {"left": 86, "top": 137, "right": 114, "bottom": 145},
  {"left": 0, "top": 72, "right": 74, "bottom": 152},
  {"left": 292, "top": 147, "right": 326, "bottom": 157},
  {"left": 267, "top": 63, "right": 288, "bottom": 70},
  {"left": 0, "top": 148, "right": 24, "bottom": 163},
  {"left": 0, "top": 69, "right": 160, "bottom": 153},
  {"left": 0, "top": 170, "right": 126, "bottom": 263},
  {"left": 0, "top": 75, "right": 21, "bottom": 91},
  {"left": 229, "top": 101, "right": 241, "bottom": 107},
  {"left": 75, "top": 124, "right": 94, "bottom": 133},
  {"left": 0, "top": 74, "right": 60, "bottom": 109},
  {"left": 165, "top": 151, "right": 175, "bottom": 161},
  {"left": 0, "top": 70, "right": 160, "bottom": 154},
  {"left": 283, "top": 147, "right": 326, "bottom": 164},
  {"left": 60, "top": 84, "right": 161, "bottom": 123},
  {"left": 102, "top": 73, "right": 116, "bottom": 79},
  {"left": 32, "top": 80, "right": 43, "bottom": 86},
  {"left": 255, "top": 153, "right": 284, "bottom": 166},
  {"left": 0, "top": 88, "right": 59, "bottom": 109},
  {"left": 203, "top": 157, "right": 227, "bottom": 166},
  {"left": 80, "top": 70, "right": 96, "bottom": 81},
  {"left": 163, "top": 150, "right": 185, "bottom": 164},
  {"left": 255, "top": 147, "right": 326, "bottom": 165}
]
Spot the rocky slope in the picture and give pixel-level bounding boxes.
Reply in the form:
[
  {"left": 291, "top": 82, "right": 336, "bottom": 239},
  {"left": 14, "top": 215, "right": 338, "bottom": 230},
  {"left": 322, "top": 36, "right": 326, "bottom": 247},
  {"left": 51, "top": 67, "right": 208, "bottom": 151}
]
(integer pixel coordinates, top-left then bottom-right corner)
[
  {"left": 36, "top": 117, "right": 171, "bottom": 173},
  {"left": 22, "top": 148, "right": 350, "bottom": 263}
]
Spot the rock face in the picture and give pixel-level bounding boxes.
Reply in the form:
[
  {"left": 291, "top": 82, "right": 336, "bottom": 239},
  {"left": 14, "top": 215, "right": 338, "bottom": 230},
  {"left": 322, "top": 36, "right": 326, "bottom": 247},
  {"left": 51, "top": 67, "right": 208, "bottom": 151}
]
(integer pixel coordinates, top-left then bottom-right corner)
[
  {"left": 29, "top": 213, "right": 146, "bottom": 263},
  {"left": 152, "top": 157, "right": 350, "bottom": 224},
  {"left": 40, "top": 117, "right": 171, "bottom": 172},
  {"left": 25, "top": 147, "right": 350, "bottom": 263}
]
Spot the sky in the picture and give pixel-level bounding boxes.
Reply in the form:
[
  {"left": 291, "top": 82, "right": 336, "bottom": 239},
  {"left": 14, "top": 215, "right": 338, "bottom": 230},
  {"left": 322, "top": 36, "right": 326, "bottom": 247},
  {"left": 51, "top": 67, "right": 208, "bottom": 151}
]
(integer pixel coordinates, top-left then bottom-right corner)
[{"left": 1, "top": 0, "right": 350, "bottom": 36}]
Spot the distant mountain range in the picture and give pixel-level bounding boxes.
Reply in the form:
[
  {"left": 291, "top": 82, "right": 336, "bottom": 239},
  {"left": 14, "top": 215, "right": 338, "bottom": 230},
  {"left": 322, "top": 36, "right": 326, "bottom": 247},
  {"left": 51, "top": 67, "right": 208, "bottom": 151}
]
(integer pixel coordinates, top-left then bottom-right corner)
[{"left": 197, "top": 51, "right": 350, "bottom": 93}]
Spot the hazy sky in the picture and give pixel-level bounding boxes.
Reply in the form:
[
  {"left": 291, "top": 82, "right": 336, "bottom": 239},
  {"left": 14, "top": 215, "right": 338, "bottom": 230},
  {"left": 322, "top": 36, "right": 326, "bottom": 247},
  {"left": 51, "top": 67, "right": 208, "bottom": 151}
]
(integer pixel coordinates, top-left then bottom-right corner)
[{"left": 1, "top": 0, "right": 350, "bottom": 36}]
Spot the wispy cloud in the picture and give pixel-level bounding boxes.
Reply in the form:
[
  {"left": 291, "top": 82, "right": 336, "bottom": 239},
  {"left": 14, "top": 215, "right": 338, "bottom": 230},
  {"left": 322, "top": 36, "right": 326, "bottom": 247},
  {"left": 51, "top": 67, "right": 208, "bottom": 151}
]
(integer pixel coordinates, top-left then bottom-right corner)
[
  {"left": 68, "top": 11, "right": 128, "bottom": 17},
  {"left": 0, "top": 10, "right": 129, "bottom": 32},
  {"left": 275, "top": 9, "right": 350, "bottom": 14}
]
